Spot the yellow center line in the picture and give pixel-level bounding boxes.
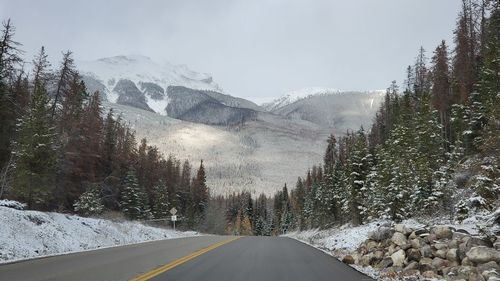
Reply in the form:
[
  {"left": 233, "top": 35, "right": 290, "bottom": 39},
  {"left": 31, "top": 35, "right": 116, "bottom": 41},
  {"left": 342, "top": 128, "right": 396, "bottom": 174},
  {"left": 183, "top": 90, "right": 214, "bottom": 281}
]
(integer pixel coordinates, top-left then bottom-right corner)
[{"left": 130, "top": 237, "right": 241, "bottom": 281}]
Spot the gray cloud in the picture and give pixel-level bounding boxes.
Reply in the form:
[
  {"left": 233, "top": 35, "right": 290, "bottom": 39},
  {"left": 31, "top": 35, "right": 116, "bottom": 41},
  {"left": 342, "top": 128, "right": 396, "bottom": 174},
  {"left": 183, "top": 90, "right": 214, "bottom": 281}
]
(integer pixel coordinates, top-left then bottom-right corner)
[{"left": 0, "top": 0, "right": 461, "bottom": 103}]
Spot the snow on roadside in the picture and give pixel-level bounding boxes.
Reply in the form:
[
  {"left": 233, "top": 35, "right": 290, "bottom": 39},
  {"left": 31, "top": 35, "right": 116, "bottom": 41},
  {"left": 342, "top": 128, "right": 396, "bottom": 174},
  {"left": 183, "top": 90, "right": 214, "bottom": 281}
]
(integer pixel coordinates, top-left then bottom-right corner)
[
  {"left": 284, "top": 221, "right": 389, "bottom": 254},
  {"left": 0, "top": 205, "right": 198, "bottom": 263},
  {"left": 283, "top": 221, "right": 388, "bottom": 279},
  {"left": 283, "top": 218, "right": 486, "bottom": 280}
]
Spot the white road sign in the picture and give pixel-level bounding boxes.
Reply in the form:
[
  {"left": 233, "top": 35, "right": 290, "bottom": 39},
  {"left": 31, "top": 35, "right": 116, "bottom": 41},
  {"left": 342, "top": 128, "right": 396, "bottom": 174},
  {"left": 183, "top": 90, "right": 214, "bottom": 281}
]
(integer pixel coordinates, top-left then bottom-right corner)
[
  {"left": 171, "top": 215, "right": 177, "bottom": 222},
  {"left": 170, "top": 207, "right": 177, "bottom": 215}
]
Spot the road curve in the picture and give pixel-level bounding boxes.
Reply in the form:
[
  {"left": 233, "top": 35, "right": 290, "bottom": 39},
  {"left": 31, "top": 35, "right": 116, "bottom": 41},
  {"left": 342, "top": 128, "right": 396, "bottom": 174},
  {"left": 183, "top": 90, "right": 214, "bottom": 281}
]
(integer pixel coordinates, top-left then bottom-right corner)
[{"left": 0, "top": 236, "right": 373, "bottom": 281}]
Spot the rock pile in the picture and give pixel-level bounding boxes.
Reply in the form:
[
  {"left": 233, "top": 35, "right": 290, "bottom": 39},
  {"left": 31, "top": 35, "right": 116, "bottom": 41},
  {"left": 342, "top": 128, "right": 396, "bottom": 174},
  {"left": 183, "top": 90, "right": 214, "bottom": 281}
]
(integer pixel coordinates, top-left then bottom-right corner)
[{"left": 343, "top": 224, "right": 500, "bottom": 280}]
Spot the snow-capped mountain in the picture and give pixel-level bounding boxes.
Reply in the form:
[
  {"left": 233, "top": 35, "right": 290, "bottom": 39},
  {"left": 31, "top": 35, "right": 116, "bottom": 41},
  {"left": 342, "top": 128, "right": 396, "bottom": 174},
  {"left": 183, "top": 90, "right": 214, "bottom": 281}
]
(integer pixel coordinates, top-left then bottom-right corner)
[
  {"left": 262, "top": 87, "right": 341, "bottom": 111},
  {"left": 76, "top": 55, "right": 385, "bottom": 194},
  {"left": 78, "top": 55, "right": 262, "bottom": 124},
  {"left": 78, "top": 55, "right": 222, "bottom": 94},
  {"left": 264, "top": 88, "right": 386, "bottom": 131}
]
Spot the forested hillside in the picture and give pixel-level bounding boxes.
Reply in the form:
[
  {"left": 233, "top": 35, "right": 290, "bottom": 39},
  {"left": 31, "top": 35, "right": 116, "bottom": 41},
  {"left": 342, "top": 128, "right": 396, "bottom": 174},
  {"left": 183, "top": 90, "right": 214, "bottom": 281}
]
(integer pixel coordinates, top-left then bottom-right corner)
[
  {"left": 1, "top": 0, "right": 498, "bottom": 239},
  {"left": 217, "top": 0, "right": 499, "bottom": 237},
  {"left": 261, "top": 0, "right": 500, "bottom": 234},
  {"left": 0, "top": 21, "right": 209, "bottom": 227}
]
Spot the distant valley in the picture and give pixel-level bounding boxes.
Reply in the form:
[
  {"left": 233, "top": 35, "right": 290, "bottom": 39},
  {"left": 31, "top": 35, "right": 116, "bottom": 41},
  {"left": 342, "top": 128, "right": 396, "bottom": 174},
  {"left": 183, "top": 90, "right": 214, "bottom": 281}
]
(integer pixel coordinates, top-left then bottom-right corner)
[{"left": 78, "top": 55, "right": 384, "bottom": 195}]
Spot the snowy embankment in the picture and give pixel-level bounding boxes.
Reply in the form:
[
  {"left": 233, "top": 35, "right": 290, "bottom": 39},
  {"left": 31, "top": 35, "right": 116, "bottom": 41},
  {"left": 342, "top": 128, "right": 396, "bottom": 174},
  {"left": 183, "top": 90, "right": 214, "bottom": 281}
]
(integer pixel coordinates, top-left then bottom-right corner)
[
  {"left": 284, "top": 221, "right": 386, "bottom": 279},
  {"left": 283, "top": 219, "right": 484, "bottom": 280},
  {"left": 0, "top": 201, "right": 198, "bottom": 263}
]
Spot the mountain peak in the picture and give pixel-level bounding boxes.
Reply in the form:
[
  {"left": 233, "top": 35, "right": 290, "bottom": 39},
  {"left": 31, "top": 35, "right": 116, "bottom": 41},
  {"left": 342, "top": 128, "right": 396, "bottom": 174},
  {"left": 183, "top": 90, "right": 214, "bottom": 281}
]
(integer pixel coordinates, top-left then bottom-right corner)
[{"left": 262, "top": 88, "right": 385, "bottom": 111}]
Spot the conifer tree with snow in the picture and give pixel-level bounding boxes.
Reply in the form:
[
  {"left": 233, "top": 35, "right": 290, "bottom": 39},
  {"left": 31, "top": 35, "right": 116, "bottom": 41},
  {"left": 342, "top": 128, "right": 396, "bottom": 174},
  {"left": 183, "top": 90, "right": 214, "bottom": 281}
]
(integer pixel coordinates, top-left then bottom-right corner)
[
  {"left": 120, "top": 170, "right": 151, "bottom": 220},
  {"left": 74, "top": 184, "right": 104, "bottom": 216},
  {"left": 13, "top": 47, "right": 56, "bottom": 209},
  {"left": 346, "top": 129, "right": 371, "bottom": 225},
  {"left": 151, "top": 180, "right": 169, "bottom": 219}
]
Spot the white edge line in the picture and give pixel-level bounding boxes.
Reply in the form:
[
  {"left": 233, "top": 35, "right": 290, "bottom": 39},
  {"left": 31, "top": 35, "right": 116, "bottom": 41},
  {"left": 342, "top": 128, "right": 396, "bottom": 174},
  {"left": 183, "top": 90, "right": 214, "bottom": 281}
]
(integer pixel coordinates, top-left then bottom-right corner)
[
  {"left": 283, "top": 236, "right": 378, "bottom": 280},
  {"left": 0, "top": 234, "right": 205, "bottom": 266}
]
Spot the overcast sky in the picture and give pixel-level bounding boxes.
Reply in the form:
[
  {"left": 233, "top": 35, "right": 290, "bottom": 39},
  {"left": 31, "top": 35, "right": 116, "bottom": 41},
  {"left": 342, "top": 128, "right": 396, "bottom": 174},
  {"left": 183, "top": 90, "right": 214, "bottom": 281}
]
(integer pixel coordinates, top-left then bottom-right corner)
[{"left": 1, "top": 0, "right": 461, "bottom": 103}]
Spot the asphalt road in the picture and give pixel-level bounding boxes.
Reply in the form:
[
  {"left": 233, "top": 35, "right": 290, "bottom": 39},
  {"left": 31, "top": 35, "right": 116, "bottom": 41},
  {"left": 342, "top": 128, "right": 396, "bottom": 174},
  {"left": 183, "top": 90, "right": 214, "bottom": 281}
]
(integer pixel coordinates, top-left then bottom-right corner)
[{"left": 0, "top": 236, "right": 373, "bottom": 281}]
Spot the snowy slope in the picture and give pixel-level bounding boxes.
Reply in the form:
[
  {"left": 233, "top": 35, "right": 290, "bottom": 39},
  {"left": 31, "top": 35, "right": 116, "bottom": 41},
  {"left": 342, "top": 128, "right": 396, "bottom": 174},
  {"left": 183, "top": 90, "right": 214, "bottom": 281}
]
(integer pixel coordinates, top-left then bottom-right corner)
[
  {"left": 0, "top": 203, "right": 198, "bottom": 263},
  {"left": 262, "top": 87, "right": 341, "bottom": 111},
  {"left": 106, "top": 102, "right": 329, "bottom": 196},
  {"left": 77, "top": 55, "right": 223, "bottom": 115},
  {"left": 263, "top": 89, "right": 386, "bottom": 131},
  {"left": 262, "top": 88, "right": 385, "bottom": 112}
]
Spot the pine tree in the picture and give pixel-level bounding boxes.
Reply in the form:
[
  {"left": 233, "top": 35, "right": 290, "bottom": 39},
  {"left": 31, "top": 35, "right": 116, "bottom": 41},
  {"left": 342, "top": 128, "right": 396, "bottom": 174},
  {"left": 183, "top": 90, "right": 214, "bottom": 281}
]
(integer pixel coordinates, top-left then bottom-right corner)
[
  {"left": 151, "top": 180, "right": 169, "bottom": 219},
  {"left": 192, "top": 160, "right": 208, "bottom": 216},
  {"left": 178, "top": 160, "right": 192, "bottom": 215},
  {"left": 102, "top": 110, "right": 118, "bottom": 176},
  {"left": 120, "top": 170, "right": 151, "bottom": 220},
  {"left": 12, "top": 47, "right": 56, "bottom": 209},
  {"left": 74, "top": 184, "right": 104, "bottom": 216},
  {"left": 474, "top": 4, "right": 499, "bottom": 153},
  {"left": 0, "top": 19, "right": 22, "bottom": 170},
  {"left": 431, "top": 40, "right": 452, "bottom": 146},
  {"left": 51, "top": 51, "right": 76, "bottom": 120},
  {"left": 346, "top": 129, "right": 370, "bottom": 225}
]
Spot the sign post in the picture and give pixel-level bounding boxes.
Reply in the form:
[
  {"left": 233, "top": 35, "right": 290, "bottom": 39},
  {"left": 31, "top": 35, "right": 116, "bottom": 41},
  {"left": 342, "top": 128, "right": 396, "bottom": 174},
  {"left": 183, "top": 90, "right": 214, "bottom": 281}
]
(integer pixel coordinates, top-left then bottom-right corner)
[{"left": 170, "top": 207, "right": 177, "bottom": 231}]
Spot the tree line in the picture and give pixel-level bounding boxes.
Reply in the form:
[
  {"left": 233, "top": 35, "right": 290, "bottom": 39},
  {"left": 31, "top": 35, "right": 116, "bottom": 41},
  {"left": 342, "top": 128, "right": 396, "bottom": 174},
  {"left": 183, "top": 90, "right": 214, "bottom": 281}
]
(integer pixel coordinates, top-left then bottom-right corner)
[
  {"left": 264, "top": 0, "right": 499, "bottom": 231},
  {"left": 0, "top": 20, "right": 209, "bottom": 227}
]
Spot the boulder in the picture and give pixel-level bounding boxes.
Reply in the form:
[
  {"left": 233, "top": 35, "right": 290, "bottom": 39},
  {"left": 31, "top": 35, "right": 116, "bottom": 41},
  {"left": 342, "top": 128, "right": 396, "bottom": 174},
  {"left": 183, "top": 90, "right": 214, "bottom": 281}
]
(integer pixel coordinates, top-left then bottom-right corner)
[
  {"left": 373, "top": 250, "right": 384, "bottom": 260},
  {"left": 447, "top": 248, "right": 459, "bottom": 262},
  {"left": 467, "top": 237, "right": 494, "bottom": 249},
  {"left": 434, "top": 242, "right": 449, "bottom": 250},
  {"left": 400, "top": 243, "right": 411, "bottom": 250},
  {"left": 378, "top": 257, "right": 393, "bottom": 269},
  {"left": 449, "top": 239, "right": 459, "bottom": 249},
  {"left": 466, "top": 246, "right": 500, "bottom": 263},
  {"left": 432, "top": 257, "right": 450, "bottom": 268},
  {"left": 477, "top": 261, "right": 500, "bottom": 275},
  {"left": 407, "top": 248, "right": 422, "bottom": 262},
  {"left": 426, "top": 233, "right": 438, "bottom": 243},
  {"left": 441, "top": 266, "right": 455, "bottom": 276},
  {"left": 469, "top": 272, "right": 486, "bottom": 281},
  {"left": 436, "top": 249, "right": 448, "bottom": 259},
  {"left": 420, "top": 257, "right": 434, "bottom": 272},
  {"left": 391, "top": 249, "right": 406, "bottom": 267},
  {"left": 388, "top": 244, "right": 398, "bottom": 255},
  {"left": 404, "top": 261, "right": 419, "bottom": 271},
  {"left": 369, "top": 226, "right": 393, "bottom": 242},
  {"left": 395, "top": 224, "right": 413, "bottom": 235},
  {"left": 422, "top": 270, "right": 438, "bottom": 278},
  {"left": 421, "top": 245, "right": 433, "bottom": 258},
  {"left": 402, "top": 269, "right": 421, "bottom": 277},
  {"left": 392, "top": 232, "right": 408, "bottom": 247},
  {"left": 462, "top": 257, "right": 473, "bottom": 266},
  {"left": 482, "top": 268, "right": 500, "bottom": 280},
  {"left": 457, "top": 265, "right": 474, "bottom": 277},
  {"left": 342, "top": 255, "right": 355, "bottom": 264},
  {"left": 494, "top": 241, "right": 500, "bottom": 251},
  {"left": 410, "top": 238, "right": 423, "bottom": 249},
  {"left": 360, "top": 253, "right": 375, "bottom": 266},
  {"left": 366, "top": 240, "right": 378, "bottom": 252},
  {"left": 432, "top": 226, "right": 453, "bottom": 239}
]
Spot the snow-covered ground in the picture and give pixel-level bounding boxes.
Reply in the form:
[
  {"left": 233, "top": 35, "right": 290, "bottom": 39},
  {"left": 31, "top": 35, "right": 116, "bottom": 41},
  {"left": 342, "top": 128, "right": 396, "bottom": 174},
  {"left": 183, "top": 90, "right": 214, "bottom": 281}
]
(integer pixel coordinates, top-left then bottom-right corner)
[
  {"left": 284, "top": 221, "right": 386, "bottom": 279},
  {"left": 262, "top": 87, "right": 385, "bottom": 112},
  {"left": 0, "top": 202, "right": 198, "bottom": 263}
]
